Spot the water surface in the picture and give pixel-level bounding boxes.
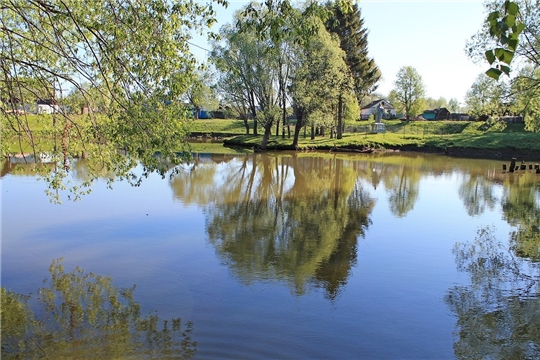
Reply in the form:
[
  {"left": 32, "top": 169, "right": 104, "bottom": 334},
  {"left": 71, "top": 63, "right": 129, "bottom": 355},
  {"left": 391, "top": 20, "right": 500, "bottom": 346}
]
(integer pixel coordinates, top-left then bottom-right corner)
[{"left": 2, "top": 151, "right": 539, "bottom": 359}]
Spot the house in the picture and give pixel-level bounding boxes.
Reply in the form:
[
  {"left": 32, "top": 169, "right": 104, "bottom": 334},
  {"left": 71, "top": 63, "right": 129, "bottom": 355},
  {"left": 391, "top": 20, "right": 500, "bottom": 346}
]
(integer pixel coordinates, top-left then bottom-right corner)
[
  {"left": 37, "top": 99, "right": 60, "bottom": 114},
  {"left": 422, "top": 107, "right": 450, "bottom": 120},
  {"left": 361, "top": 100, "right": 396, "bottom": 120}
]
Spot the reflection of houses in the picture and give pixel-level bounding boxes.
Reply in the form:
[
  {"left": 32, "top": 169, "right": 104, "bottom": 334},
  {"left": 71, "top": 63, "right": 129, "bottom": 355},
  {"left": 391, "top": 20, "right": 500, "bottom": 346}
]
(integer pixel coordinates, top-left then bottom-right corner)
[
  {"left": 361, "top": 100, "right": 396, "bottom": 120},
  {"left": 422, "top": 108, "right": 450, "bottom": 120},
  {"left": 37, "top": 99, "right": 60, "bottom": 114}
]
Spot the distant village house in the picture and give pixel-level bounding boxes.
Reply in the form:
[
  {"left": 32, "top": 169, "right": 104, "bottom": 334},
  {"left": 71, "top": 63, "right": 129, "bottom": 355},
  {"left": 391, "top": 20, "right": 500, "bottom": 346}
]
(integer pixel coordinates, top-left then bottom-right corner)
[
  {"left": 361, "top": 100, "right": 396, "bottom": 120},
  {"left": 36, "top": 99, "right": 60, "bottom": 114},
  {"left": 422, "top": 107, "right": 450, "bottom": 120}
]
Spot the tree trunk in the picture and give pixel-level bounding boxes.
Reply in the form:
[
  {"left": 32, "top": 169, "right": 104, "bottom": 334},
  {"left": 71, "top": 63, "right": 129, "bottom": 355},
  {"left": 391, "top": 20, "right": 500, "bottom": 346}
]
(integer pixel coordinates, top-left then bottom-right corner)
[
  {"left": 337, "top": 93, "right": 343, "bottom": 139},
  {"left": 311, "top": 124, "right": 315, "bottom": 140},
  {"left": 243, "top": 117, "right": 250, "bottom": 135},
  {"left": 260, "top": 123, "right": 273, "bottom": 150},
  {"left": 293, "top": 114, "right": 303, "bottom": 148},
  {"left": 249, "top": 90, "right": 258, "bottom": 136}
]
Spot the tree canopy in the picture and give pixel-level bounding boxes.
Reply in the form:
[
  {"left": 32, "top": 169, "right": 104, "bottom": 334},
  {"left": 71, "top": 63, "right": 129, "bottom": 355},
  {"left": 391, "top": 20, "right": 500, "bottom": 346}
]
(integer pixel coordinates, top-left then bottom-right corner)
[{"left": 388, "top": 66, "right": 426, "bottom": 120}]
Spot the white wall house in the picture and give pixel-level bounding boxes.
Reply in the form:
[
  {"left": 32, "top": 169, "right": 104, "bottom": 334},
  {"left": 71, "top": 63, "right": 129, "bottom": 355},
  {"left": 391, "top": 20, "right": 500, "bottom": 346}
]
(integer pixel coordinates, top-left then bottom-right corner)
[
  {"left": 36, "top": 99, "right": 60, "bottom": 114},
  {"left": 361, "top": 100, "right": 396, "bottom": 120}
]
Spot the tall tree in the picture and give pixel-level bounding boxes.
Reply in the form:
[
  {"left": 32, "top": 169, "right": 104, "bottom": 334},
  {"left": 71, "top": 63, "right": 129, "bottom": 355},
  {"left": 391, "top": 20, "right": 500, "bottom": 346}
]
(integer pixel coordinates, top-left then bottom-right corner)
[
  {"left": 289, "top": 20, "right": 351, "bottom": 146},
  {"left": 211, "top": 15, "right": 281, "bottom": 147},
  {"left": 424, "top": 96, "right": 449, "bottom": 110},
  {"left": 326, "top": 0, "right": 380, "bottom": 107},
  {"left": 388, "top": 66, "right": 426, "bottom": 120},
  {"left": 465, "top": 73, "right": 509, "bottom": 118}
]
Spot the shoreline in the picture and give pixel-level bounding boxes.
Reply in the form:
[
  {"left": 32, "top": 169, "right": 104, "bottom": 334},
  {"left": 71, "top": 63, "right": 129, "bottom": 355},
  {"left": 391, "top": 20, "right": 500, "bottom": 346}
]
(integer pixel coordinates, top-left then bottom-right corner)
[{"left": 220, "top": 137, "right": 540, "bottom": 162}]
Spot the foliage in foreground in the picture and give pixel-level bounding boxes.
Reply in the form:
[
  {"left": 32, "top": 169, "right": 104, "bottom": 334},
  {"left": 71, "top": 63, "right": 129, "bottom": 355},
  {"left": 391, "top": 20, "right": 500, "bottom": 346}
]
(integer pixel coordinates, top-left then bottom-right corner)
[{"left": 1, "top": 0, "right": 225, "bottom": 189}]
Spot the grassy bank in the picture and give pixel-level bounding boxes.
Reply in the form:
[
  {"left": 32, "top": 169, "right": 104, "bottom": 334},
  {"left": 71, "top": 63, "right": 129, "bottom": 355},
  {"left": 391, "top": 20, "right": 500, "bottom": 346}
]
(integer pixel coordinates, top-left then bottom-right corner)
[{"left": 190, "top": 119, "right": 540, "bottom": 160}]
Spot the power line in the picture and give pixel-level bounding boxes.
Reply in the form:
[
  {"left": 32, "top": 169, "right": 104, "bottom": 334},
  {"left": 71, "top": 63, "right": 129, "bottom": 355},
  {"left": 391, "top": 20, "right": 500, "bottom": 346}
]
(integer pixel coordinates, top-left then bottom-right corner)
[{"left": 187, "top": 41, "right": 211, "bottom": 53}]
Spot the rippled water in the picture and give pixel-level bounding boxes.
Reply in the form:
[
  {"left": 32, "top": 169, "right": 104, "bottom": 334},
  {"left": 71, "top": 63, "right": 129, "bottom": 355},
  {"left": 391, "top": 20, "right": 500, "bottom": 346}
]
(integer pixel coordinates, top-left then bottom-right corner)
[{"left": 2, "top": 151, "right": 539, "bottom": 359}]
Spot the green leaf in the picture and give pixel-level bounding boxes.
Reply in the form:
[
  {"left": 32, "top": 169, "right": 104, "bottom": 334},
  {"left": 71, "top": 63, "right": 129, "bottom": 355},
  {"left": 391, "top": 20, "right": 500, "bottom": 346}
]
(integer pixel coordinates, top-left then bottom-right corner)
[
  {"left": 503, "top": 14, "right": 515, "bottom": 28},
  {"left": 500, "top": 65, "right": 511, "bottom": 76},
  {"left": 496, "top": 20, "right": 509, "bottom": 33},
  {"left": 494, "top": 48, "right": 514, "bottom": 64},
  {"left": 513, "top": 22, "right": 525, "bottom": 35},
  {"left": 486, "top": 11, "right": 501, "bottom": 21},
  {"left": 502, "top": 49, "right": 515, "bottom": 64},
  {"left": 506, "top": 1, "right": 519, "bottom": 16},
  {"left": 485, "top": 50, "right": 496, "bottom": 65},
  {"left": 486, "top": 68, "right": 502, "bottom": 80},
  {"left": 508, "top": 38, "right": 519, "bottom": 52},
  {"left": 495, "top": 47, "right": 505, "bottom": 61}
]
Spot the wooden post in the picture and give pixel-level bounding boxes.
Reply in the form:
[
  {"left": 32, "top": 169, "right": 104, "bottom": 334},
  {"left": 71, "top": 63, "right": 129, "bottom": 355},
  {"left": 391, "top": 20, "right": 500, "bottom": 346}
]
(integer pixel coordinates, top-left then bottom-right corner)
[
  {"left": 503, "top": 164, "right": 507, "bottom": 171},
  {"left": 521, "top": 161, "right": 526, "bottom": 170},
  {"left": 509, "top": 158, "right": 516, "bottom": 172}
]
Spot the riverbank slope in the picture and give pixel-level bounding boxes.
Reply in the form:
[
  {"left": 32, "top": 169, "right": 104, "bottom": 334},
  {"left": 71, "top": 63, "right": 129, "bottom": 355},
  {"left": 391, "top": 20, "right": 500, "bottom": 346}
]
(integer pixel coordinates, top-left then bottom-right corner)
[{"left": 189, "top": 119, "right": 540, "bottom": 161}]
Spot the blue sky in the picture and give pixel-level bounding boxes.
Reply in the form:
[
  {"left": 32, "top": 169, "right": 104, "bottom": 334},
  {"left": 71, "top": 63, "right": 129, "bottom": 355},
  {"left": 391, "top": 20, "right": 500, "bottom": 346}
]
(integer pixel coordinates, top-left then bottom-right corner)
[{"left": 192, "top": 0, "right": 489, "bottom": 105}]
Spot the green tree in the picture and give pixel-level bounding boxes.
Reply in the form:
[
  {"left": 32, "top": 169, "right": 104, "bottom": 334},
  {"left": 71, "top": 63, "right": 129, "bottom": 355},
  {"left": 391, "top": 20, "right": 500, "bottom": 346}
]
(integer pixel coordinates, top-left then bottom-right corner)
[
  {"left": 289, "top": 19, "right": 351, "bottom": 145},
  {"left": 448, "top": 98, "right": 461, "bottom": 113},
  {"left": 388, "top": 66, "right": 426, "bottom": 120},
  {"left": 326, "top": 0, "right": 380, "bottom": 107},
  {"left": 424, "top": 96, "right": 448, "bottom": 110},
  {"left": 1, "top": 0, "right": 225, "bottom": 195},
  {"left": 383, "top": 163, "right": 420, "bottom": 218},
  {"left": 211, "top": 17, "right": 280, "bottom": 145},
  {"left": 169, "top": 153, "right": 375, "bottom": 298},
  {"left": 185, "top": 69, "right": 219, "bottom": 119},
  {"left": 458, "top": 175, "right": 497, "bottom": 216},
  {"left": 511, "top": 66, "right": 540, "bottom": 131},
  {"left": 465, "top": 73, "right": 509, "bottom": 118}
]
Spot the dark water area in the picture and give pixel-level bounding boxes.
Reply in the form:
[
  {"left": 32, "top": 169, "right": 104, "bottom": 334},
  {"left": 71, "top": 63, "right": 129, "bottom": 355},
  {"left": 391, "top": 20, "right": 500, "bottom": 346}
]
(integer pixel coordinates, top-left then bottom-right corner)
[{"left": 2, "top": 151, "right": 539, "bottom": 359}]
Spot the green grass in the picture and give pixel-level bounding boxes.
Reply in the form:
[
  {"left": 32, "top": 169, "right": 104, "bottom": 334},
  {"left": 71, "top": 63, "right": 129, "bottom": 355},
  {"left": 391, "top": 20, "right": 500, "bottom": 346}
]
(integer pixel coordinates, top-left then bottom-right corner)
[
  {"left": 219, "top": 119, "right": 540, "bottom": 155},
  {"left": 188, "top": 141, "right": 252, "bottom": 154},
  {"left": 189, "top": 119, "right": 254, "bottom": 135}
]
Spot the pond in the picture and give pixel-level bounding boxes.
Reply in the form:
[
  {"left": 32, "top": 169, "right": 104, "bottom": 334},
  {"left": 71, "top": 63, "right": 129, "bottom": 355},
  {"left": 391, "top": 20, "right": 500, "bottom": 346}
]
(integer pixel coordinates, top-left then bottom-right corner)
[{"left": 2, "top": 151, "right": 540, "bottom": 359}]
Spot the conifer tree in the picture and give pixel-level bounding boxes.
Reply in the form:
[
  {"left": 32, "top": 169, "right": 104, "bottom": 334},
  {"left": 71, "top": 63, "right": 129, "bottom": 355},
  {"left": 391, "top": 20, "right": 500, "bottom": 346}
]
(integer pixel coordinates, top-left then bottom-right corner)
[{"left": 326, "top": 1, "right": 381, "bottom": 107}]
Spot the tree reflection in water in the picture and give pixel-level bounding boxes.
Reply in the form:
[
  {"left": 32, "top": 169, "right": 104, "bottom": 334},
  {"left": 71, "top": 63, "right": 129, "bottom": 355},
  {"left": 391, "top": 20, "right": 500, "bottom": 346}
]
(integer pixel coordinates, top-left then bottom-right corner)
[
  {"left": 445, "top": 227, "right": 540, "bottom": 359},
  {"left": 170, "top": 153, "right": 376, "bottom": 299},
  {"left": 1, "top": 259, "right": 196, "bottom": 359}
]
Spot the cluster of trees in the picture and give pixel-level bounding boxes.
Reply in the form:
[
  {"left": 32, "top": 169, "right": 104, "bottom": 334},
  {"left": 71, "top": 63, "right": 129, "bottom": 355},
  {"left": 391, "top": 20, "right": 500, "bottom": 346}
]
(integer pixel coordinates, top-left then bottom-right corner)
[{"left": 209, "top": 0, "right": 380, "bottom": 148}]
